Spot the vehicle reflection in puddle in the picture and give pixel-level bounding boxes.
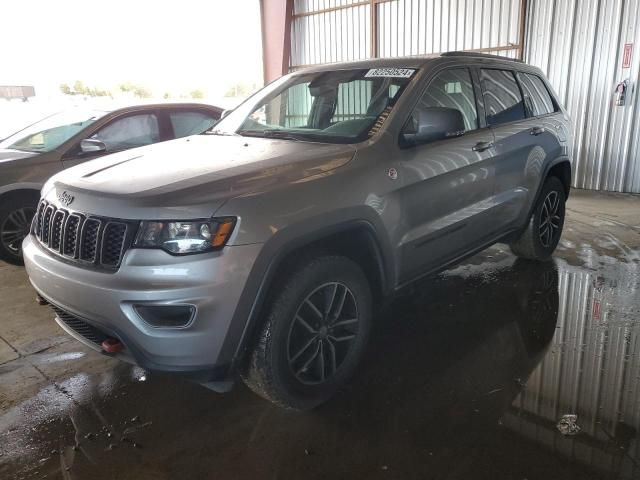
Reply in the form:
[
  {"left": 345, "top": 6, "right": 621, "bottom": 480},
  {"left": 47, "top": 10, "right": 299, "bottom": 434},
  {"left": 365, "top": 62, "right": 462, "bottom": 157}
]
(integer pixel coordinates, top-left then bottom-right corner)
[
  {"left": 1, "top": 250, "right": 639, "bottom": 480},
  {"left": 503, "top": 256, "right": 640, "bottom": 479}
]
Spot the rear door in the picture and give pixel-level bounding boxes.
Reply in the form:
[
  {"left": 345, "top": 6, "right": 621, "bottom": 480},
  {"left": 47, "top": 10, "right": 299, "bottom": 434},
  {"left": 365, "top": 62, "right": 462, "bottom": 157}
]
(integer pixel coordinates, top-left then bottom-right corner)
[
  {"left": 513, "top": 71, "right": 565, "bottom": 194},
  {"left": 394, "top": 67, "right": 498, "bottom": 283},
  {"left": 478, "top": 68, "right": 559, "bottom": 229}
]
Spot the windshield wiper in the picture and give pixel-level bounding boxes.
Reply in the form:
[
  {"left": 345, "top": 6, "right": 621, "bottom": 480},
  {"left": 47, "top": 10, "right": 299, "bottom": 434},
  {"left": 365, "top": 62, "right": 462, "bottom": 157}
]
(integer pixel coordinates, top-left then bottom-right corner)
[{"left": 237, "top": 129, "right": 306, "bottom": 141}]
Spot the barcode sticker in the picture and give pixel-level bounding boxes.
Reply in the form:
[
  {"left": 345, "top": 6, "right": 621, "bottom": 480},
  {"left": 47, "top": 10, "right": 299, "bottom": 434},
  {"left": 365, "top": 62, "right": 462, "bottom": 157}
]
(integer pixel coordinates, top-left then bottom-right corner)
[{"left": 365, "top": 68, "right": 415, "bottom": 78}]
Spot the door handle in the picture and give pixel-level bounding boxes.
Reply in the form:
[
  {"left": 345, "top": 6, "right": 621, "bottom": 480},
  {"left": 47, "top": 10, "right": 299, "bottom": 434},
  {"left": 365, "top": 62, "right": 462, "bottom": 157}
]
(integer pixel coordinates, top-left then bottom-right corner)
[
  {"left": 530, "top": 126, "right": 545, "bottom": 136},
  {"left": 472, "top": 141, "right": 494, "bottom": 152}
]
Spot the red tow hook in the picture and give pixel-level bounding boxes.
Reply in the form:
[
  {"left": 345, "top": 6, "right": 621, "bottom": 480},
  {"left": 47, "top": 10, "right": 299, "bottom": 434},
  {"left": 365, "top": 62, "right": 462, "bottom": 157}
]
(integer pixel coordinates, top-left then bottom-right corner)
[{"left": 101, "top": 337, "right": 124, "bottom": 354}]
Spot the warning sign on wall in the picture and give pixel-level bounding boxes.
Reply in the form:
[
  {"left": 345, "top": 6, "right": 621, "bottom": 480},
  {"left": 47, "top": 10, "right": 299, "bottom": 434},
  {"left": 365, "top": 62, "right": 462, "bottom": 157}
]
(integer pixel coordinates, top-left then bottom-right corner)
[{"left": 623, "top": 43, "right": 633, "bottom": 69}]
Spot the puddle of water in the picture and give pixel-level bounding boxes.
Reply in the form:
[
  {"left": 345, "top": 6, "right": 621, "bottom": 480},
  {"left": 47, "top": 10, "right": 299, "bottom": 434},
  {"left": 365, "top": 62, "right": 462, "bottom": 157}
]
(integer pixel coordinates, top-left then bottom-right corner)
[
  {"left": 502, "top": 255, "right": 640, "bottom": 479},
  {"left": 1, "top": 249, "right": 639, "bottom": 480}
]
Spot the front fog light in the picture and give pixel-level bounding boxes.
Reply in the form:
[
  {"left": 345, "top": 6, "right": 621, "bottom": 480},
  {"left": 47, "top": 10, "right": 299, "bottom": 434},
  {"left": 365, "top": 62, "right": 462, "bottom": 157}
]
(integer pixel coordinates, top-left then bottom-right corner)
[
  {"left": 133, "top": 217, "right": 236, "bottom": 255},
  {"left": 134, "top": 304, "right": 195, "bottom": 328}
]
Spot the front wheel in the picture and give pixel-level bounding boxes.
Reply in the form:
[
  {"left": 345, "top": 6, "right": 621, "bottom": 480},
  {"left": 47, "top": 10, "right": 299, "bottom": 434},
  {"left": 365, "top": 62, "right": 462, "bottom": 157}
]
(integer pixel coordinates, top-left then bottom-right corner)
[
  {"left": 0, "top": 192, "right": 39, "bottom": 265},
  {"left": 510, "top": 176, "right": 566, "bottom": 261},
  {"left": 241, "top": 255, "right": 372, "bottom": 410}
]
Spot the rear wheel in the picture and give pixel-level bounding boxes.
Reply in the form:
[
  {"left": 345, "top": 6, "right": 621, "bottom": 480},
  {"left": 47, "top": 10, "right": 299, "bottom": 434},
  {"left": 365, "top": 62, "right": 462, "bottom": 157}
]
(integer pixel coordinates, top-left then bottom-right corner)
[
  {"left": 510, "top": 176, "right": 565, "bottom": 261},
  {"left": 0, "top": 192, "right": 39, "bottom": 265},
  {"left": 242, "top": 255, "right": 372, "bottom": 410}
]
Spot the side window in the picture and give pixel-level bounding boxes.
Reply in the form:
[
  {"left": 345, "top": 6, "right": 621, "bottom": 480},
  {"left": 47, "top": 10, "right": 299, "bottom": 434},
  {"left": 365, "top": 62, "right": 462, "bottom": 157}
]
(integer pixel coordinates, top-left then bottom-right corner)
[
  {"left": 169, "top": 111, "right": 218, "bottom": 138},
  {"left": 92, "top": 113, "right": 160, "bottom": 151},
  {"left": 480, "top": 69, "right": 526, "bottom": 126},
  {"left": 517, "top": 73, "right": 556, "bottom": 117},
  {"left": 410, "top": 68, "right": 479, "bottom": 133}
]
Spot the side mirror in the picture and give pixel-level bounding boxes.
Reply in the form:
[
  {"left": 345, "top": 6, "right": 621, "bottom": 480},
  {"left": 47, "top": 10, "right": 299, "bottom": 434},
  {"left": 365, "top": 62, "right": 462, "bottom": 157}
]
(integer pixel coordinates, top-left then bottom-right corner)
[
  {"left": 220, "top": 109, "right": 231, "bottom": 119},
  {"left": 80, "top": 138, "right": 107, "bottom": 154},
  {"left": 401, "top": 107, "right": 466, "bottom": 147}
]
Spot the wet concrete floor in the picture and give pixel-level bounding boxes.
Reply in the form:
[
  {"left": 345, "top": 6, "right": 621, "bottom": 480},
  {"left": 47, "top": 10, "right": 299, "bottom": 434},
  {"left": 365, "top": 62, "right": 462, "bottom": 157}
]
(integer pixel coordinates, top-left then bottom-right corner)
[{"left": 1, "top": 189, "right": 639, "bottom": 479}]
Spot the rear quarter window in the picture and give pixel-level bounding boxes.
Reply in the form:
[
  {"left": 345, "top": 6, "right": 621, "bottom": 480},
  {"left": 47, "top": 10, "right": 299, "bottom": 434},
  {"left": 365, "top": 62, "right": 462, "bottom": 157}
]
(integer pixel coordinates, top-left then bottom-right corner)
[{"left": 517, "top": 73, "right": 557, "bottom": 117}]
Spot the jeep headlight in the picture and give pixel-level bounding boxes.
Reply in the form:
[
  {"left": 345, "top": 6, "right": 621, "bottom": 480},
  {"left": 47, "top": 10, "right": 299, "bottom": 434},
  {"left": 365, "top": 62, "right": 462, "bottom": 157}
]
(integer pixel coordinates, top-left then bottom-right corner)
[{"left": 133, "top": 218, "right": 236, "bottom": 255}]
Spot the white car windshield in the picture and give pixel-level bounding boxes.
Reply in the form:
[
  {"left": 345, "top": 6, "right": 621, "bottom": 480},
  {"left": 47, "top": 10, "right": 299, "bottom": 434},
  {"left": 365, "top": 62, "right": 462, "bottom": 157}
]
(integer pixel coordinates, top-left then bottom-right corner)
[
  {"left": 211, "top": 67, "right": 417, "bottom": 144},
  {"left": 0, "top": 109, "right": 108, "bottom": 153}
]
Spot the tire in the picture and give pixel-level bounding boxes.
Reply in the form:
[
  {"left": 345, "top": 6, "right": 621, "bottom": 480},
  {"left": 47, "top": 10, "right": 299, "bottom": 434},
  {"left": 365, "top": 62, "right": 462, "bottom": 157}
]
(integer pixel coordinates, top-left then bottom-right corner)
[
  {"left": 510, "top": 176, "right": 565, "bottom": 261},
  {"left": 0, "top": 192, "right": 39, "bottom": 266},
  {"left": 241, "top": 255, "right": 372, "bottom": 410},
  {"left": 512, "top": 259, "right": 560, "bottom": 355}
]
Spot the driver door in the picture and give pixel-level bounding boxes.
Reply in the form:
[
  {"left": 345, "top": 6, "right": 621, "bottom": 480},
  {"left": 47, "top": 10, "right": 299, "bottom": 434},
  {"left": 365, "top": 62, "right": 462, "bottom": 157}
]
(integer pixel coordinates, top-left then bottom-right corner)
[{"left": 394, "top": 67, "right": 498, "bottom": 283}]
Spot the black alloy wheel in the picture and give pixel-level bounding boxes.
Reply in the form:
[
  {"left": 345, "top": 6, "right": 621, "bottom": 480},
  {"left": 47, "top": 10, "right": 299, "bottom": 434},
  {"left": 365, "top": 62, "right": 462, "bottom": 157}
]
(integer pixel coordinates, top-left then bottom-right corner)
[
  {"left": 1, "top": 206, "right": 35, "bottom": 260},
  {"left": 538, "top": 190, "right": 562, "bottom": 248},
  {"left": 287, "top": 282, "right": 360, "bottom": 385}
]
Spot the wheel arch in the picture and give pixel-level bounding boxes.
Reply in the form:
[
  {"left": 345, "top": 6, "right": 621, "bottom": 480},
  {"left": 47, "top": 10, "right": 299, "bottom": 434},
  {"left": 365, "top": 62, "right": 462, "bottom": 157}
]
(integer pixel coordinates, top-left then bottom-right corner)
[
  {"left": 0, "top": 187, "right": 41, "bottom": 211},
  {"left": 502, "top": 155, "right": 571, "bottom": 245},
  {"left": 0, "top": 183, "right": 42, "bottom": 199},
  {"left": 528, "top": 156, "right": 571, "bottom": 220},
  {"left": 0, "top": 187, "right": 41, "bottom": 264},
  {"left": 219, "top": 212, "right": 395, "bottom": 372},
  {"left": 547, "top": 159, "right": 571, "bottom": 198}
]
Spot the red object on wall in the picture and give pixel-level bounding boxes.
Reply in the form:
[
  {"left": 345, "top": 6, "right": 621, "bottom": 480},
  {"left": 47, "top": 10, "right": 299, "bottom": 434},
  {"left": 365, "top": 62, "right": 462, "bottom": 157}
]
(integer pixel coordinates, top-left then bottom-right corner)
[{"left": 623, "top": 43, "right": 633, "bottom": 69}]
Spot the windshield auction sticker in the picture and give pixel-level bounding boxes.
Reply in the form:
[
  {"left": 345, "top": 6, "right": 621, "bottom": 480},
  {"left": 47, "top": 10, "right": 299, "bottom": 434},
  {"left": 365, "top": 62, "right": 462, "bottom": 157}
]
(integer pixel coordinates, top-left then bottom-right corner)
[{"left": 365, "top": 68, "right": 415, "bottom": 78}]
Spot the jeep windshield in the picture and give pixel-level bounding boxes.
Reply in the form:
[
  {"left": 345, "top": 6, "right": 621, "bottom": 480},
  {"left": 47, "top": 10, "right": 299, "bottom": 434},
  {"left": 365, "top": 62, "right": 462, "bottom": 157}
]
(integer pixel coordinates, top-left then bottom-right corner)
[{"left": 211, "top": 67, "right": 417, "bottom": 144}]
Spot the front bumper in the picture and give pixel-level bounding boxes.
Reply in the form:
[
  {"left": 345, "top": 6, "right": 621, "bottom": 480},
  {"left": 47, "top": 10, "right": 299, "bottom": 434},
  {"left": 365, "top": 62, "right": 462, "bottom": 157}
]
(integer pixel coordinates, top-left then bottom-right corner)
[{"left": 23, "top": 235, "right": 262, "bottom": 375}]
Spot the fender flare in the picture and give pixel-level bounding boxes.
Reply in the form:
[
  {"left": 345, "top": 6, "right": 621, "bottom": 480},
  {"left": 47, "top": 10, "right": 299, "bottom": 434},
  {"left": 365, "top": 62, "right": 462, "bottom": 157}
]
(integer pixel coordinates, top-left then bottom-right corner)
[
  {"left": 523, "top": 155, "right": 572, "bottom": 227},
  {"left": 217, "top": 208, "right": 395, "bottom": 369}
]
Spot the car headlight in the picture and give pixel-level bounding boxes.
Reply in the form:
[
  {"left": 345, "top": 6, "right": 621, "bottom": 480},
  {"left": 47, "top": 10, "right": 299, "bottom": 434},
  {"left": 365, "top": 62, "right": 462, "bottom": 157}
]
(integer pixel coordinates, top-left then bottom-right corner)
[{"left": 133, "top": 218, "right": 236, "bottom": 255}]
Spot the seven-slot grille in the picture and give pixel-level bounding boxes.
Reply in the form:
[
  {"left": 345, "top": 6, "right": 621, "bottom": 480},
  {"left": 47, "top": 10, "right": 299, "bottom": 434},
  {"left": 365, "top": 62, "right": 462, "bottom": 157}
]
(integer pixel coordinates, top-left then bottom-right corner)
[{"left": 33, "top": 199, "right": 133, "bottom": 270}]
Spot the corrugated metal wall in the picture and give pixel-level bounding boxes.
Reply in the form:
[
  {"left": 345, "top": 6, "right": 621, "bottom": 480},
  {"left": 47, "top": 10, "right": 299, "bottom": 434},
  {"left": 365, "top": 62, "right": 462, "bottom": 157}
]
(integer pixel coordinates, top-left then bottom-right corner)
[
  {"left": 289, "top": 0, "right": 640, "bottom": 192},
  {"left": 291, "top": 0, "right": 525, "bottom": 69},
  {"left": 525, "top": 0, "right": 640, "bottom": 192},
  {"left": 376, "top": 0, "right": 523, "bottom": 58},
  {"left": 291, "top": 0, "right": 373, "bottom": 67}
]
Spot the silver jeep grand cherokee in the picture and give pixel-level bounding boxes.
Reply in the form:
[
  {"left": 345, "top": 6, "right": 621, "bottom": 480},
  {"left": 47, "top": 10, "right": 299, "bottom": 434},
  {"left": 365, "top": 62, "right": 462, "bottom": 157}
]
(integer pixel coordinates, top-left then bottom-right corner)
[{"left": 23, "top": 52, "right": 572, "bottom": 409}]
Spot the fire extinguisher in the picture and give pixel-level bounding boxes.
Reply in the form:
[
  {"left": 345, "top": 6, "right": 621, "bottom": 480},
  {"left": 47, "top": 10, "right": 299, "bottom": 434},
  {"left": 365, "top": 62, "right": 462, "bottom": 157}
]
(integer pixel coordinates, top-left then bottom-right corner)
[{"left": 615, "top": 79, "right": 629, "bottom": 106}]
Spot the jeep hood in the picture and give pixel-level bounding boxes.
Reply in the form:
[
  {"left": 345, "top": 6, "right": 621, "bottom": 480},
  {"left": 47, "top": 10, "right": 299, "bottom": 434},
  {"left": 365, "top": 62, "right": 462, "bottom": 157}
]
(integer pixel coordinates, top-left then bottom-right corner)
[{"left": 45, "top": 134, "right": 356, "bottom": 219}]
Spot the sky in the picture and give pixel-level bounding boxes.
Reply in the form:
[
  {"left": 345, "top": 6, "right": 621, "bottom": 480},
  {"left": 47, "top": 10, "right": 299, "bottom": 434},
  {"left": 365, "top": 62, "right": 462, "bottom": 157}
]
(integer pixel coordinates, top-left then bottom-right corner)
[{"left": 0, "top": 0, "right": 264, "bottom": 100}]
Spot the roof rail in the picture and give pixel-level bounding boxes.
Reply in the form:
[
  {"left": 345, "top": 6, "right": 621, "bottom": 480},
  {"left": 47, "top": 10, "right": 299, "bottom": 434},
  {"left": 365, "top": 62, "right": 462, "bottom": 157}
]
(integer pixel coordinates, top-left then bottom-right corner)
[{"left": 440, "top": 51, "right": 524, "bottom": 63}]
